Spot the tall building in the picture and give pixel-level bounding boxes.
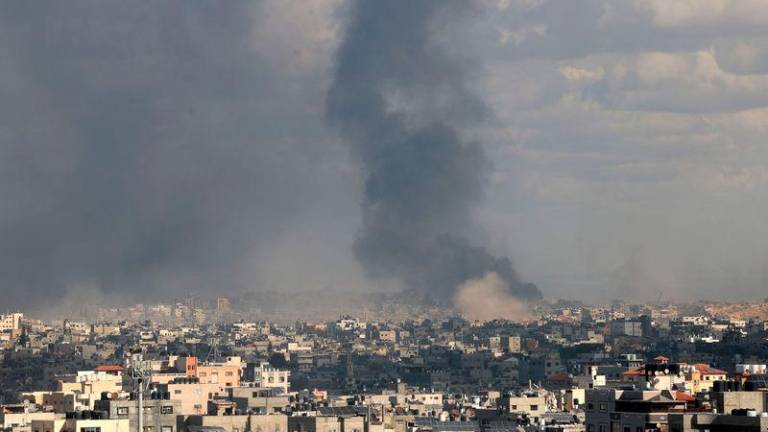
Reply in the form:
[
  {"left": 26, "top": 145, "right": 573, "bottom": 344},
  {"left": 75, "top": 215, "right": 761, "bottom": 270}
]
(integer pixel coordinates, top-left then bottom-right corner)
[{"left": 0, "top": 312, "right": 23, "bottom": 336}]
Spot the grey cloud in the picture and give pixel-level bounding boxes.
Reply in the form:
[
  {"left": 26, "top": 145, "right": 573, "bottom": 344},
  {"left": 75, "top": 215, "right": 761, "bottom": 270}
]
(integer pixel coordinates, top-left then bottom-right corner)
[{"left": 0, "top": 0, "right": 339, "bottom": 309}]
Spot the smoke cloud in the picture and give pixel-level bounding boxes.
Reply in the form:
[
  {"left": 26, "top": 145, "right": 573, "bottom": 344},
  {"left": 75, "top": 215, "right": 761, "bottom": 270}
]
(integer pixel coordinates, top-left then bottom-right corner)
[
  {"left": 453, "top": 272, "right": 532, "bottom": 322},
  {"left": 0, "top": 1, "right": 344, "bottom": 309},
  {"left": 328, "top": 0, "right": 542, "bottom": 303}
]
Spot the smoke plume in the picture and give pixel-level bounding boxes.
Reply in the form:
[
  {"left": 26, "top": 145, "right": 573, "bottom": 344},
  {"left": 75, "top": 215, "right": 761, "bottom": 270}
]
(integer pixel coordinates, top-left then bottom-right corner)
[{"left": 327, "top": 0, "right": 542, "bottom": 303}]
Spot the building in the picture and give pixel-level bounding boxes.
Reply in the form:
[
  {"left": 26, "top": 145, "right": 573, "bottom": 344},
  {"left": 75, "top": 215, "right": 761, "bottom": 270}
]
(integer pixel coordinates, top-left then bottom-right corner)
[
  {"left": 56, "top": 370, "right": 123, "bottom": 396},
  {"left": 669, "top": 412, "right": 768, "bottom": 432},
  {"left": 94, "top": 396, "right": 182, "bottom": 432},
  {"left": 504, "top": 336, "right": 523, "bottom": 354},
  {"left": 0, "top": 404, "right": 57, "bottom": 431},
  {"left": 585, "top": 389, "right": 692, "bottom": 432},
  {"left": 197, "top": 357, "right": 242, "bottom": 388},
  {"left": 0, "top": 313, "right": 23, "bottom": 337},
  {"left": 251, "top": 363, "right": 289, "bottom": 394},
  {"left": 32, "top": 413, "right": 129, "bottom": 432},
  {"left": 155, "top": 378, "right": 224, "bottom": 415},
  {"left": 186, "top": 413, "right": 288, "bottom": 432},
  {"left": 504, "top": 391, "right": 551, "bottom": 423},
  {"left": 709, "top": 381, "right": 768, "bottom": 414},
  {"left": 610, "top": 317, "right": 651, "bottom": 338},
  {"left": 227, "top": 387, "right": 290, "bottom": 414}
]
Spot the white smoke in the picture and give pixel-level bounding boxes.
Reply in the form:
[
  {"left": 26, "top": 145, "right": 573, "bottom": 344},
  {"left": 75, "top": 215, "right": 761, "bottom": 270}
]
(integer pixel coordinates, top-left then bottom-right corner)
[{"left": 453, "top": 272, "right": 533, "bottom": 322}]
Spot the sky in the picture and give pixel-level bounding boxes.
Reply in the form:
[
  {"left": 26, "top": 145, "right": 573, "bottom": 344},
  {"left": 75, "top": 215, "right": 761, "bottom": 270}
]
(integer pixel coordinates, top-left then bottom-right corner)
[{"left": 1, "top": 0, "right": 767, "bottom": 309}]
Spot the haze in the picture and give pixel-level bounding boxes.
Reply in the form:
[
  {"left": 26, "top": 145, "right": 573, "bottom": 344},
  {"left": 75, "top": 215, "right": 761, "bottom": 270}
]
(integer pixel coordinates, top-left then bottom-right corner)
[{"left": 1, "top": 0, "right": 766, "bottom": 309}]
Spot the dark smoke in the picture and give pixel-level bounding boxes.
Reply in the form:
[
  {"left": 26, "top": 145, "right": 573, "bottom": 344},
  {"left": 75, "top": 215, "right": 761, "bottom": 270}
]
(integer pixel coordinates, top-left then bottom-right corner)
[
  {"left": 327, "top": 0, "right": 541, "bottom": 302},
  {"left": 0, "top": 1, "right": 328, "bottom": 309}
]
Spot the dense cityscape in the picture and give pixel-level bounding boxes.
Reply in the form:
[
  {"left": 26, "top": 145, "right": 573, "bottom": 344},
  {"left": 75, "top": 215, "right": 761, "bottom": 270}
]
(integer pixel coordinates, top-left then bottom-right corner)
[
  {"left": 2, "top": 299, "right": 768, "bottom": 431},
  {"left": 3, "top": 1, "right": 768, "bottom": 432}
]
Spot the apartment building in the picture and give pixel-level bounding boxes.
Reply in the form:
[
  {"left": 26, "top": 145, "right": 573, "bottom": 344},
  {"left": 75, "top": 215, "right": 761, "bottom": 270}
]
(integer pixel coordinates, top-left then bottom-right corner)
[
  {"left": 32, "top": 413, "right": 129, "bottom": 432},
  {"left": 251, "top": 363, "right": 289, "bottom": 394},
  {"left": 94, "top": 396, "right": 182, "bottom": 432}
]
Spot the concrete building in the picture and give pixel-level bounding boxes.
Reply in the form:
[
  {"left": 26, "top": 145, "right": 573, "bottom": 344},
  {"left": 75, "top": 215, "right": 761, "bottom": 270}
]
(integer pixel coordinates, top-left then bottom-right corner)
[
  {"left": 57, "top": 370, "right": 123, "bottom": 395},
  {"left": 186, "top": 413, "right": 288, "bottom": 432},
  {"left": 251, "top": 364, "right": 289, "bottom": 394},
  {"left": 32, "top": 413, "right": 129, "bottom": 432},
  {"left": 585, "top": 389, "right": 689, "bottom": 432},
  {"left": 0, "top": 404, "right": 57, "bottom": 431},
  {"left": 197, "top": 357, "right": 242, "bottom": 388},
  {"left": 288, "top": 415, "right": 365, "bottom": 432},
  {"left": 227, "top": 387, "right": 290, "bottom": 414},
  {"left": 155, "top": 378, "right": 224, "bottom": 415},
  {"left": 669, "top": 412, "right": 768, "bottom": 432},
  {"left": 504, "top": 392, "right": 550, "bottom": 423},
  {"left": 94, "top": 397, "right": 182, "bottom": 432},
  {"left": 709, "top": 384, "right": 767, "bottom": 414},
  {"left": 0, "top": 313, "right": 23, "bottom": 336},
  {"left": 504, "top": 336, "right": 522, "bottom": 354}
]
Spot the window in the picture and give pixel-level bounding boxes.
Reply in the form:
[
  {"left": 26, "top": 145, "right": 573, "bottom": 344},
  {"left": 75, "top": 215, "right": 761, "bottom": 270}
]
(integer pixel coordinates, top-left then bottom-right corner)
[
  {"left": 161, "top": 406, "right": 174, "bottom": 414},
  {"left": 225, "top": 371, "right": 233, "bottom": 376},
  {"left": 200, "top": 372, "right": 207, "bottom": 377},
  {"left": 530, "top": 405, "right": 538, "bottom": 411},
  {"left": 143, "top": 427, "right": 153, "bottom": 432},
  {"left": 624, "top": 427, "right": 630, "bottom": 432},
  {"left": 118, "top": 407, "right": 129, "bottom": 415},
  {"left": 586, "top": 425, "right": 593, "bottom": 432},
  {"left": 599, "top": 403, "right": 607, "bottom": 411},
  {"left": 587, "top": 403, "right": 594, "bottom": 410},
  {"left": 253, "top": 392, "right": 259, "bottom": 398},
  {"left": 212, "top": 372, "right": 218, "bottom": 376},
  {"left": 174, "top": 390, "right": 182, "bottom": 395},
  {"left": 511, "top": 405, "right": 517, "bottom": 410},
  {"left": 161, "top": 427, "right": 172, "bottom": 432},
  {"left": 81, "top": 428, "right": 101, "bottom": 432}
]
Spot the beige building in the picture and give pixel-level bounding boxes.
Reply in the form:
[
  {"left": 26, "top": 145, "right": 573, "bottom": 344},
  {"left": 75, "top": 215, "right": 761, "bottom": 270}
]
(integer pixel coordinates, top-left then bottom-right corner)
[
  {"left": 32, "top": 417, "right": 129, "bottom": 432},
  {"left": 26, "top": 369, "right": 124, "bottom": 413},
  {"left": 186, "top": 413, "right": 288, "bottom": 432},
  {"left": 252, "top": 364, "right": 289, "bottom": 394},
  {"left": 0, "top": 404, "right": 58, "bottom": 430},
  {"left": 157, "top": 378, "right": 224, "bottom": 415},
  {"left": 228, "top": 387, "right": 290, "bottom": 414},
  {"left": 0, "top": 313, "right": 23, "bottom": 337},
  {"left": 504, "top": 336, "right": 522, "bottom": 353},
  {"left": 288, "top": 416, "right": 342, "bottom": 432},
  {"left": 505, "top": 392, "right": 549, "bottom": 423},
  {"left": 57, "top": 370, "right": 123, "bottom": 395}
]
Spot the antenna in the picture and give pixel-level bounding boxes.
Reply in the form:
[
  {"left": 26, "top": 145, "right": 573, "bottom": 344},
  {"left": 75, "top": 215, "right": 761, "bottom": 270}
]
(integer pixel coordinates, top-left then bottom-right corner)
[{"left": 129, "top": 353, "right": 152, "bottom": 432}]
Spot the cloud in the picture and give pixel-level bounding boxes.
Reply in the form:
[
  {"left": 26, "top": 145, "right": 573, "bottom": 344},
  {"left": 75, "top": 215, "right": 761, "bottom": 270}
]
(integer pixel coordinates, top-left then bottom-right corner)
[
  {"left": 0, "top": 0, "right": 354, "bottom": 309},
  {"left": 3, "top": 0, "right": 768, "bottom": 308},
  {"left": 635, "top": 0, "right": 768, "bottom": 29}
]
